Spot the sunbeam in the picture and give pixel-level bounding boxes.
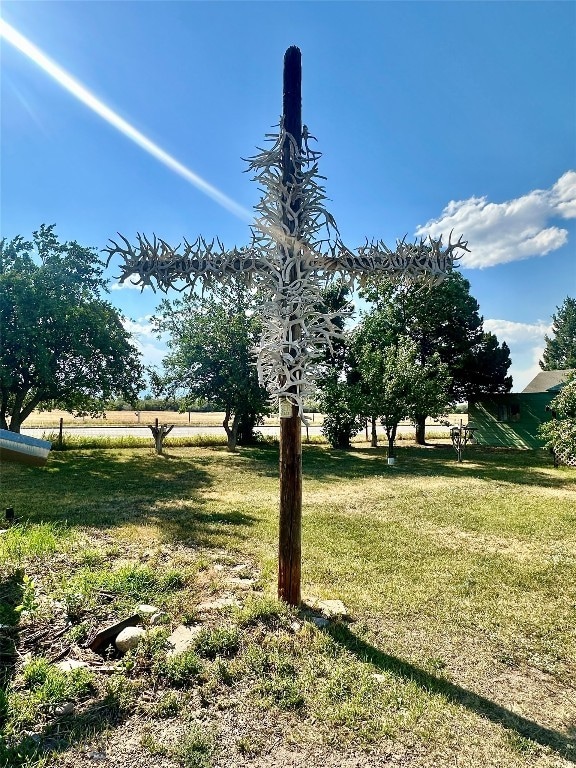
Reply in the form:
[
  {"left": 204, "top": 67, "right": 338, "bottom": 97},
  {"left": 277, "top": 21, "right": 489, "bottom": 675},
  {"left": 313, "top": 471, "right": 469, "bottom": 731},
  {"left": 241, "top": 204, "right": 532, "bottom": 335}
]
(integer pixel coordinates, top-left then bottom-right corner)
[{"left": 0, "top": 19, "right": 254, "bottom": 224}]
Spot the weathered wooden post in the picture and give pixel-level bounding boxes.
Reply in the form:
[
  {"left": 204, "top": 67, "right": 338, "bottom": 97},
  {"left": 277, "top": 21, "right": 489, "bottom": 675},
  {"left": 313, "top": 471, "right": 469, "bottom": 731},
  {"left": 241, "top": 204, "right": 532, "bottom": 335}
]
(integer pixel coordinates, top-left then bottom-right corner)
[
  {"left": 149, "top": 417, "right": 174, "bottom": 455},
  {"left": 278, "top": 47, "right": 303, "bottom": 606}
]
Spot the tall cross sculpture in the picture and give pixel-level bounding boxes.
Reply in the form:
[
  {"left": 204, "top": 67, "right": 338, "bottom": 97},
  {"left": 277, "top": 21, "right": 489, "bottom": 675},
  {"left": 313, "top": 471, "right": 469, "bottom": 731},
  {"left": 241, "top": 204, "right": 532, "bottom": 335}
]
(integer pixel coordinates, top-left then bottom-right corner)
[{"left": 106, "top": 47, "right": 469, "bottom": 606}]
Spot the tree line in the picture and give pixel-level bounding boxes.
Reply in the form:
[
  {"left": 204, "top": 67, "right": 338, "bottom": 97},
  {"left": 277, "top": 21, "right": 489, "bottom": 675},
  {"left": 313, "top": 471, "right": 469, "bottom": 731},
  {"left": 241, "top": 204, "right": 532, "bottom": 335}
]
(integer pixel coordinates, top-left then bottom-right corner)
[{"left": 1, "top": 226, "right": 575, "bottom": 459}]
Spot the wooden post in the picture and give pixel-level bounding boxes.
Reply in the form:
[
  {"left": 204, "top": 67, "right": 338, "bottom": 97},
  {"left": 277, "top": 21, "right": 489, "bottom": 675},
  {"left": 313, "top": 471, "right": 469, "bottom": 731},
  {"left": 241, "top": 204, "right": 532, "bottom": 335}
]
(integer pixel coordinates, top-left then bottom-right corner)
[
  {"left": 149, "top": 417, "right": 173, "bottom": 455},
  {"left": 58, "top": 417, "right": 64, "bottom": 450},
  {"left": 278, "top": 46, "right": 303, "bottom": 607}
]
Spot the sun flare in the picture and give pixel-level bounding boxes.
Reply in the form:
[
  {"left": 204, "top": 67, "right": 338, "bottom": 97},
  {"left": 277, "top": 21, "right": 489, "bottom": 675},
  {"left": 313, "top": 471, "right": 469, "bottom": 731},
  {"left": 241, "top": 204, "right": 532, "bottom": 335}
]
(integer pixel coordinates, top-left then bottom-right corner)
[{"left": 0, "top": 19, "right": 253, "bottom": 223}]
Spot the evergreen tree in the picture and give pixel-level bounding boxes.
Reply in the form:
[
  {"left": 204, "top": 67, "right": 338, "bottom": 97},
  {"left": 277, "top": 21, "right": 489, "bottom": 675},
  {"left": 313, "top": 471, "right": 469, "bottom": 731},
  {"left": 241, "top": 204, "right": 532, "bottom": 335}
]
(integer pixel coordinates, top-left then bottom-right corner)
[{"left": 540, "top": 297, "right": 576, "bottom": 371}]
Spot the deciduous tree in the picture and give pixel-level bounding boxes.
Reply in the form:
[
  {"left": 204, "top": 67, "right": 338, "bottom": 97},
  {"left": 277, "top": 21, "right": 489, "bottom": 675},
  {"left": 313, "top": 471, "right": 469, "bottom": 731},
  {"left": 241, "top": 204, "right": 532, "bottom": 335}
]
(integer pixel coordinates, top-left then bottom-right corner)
[
  {"left": 151, "top": 285, "right": 269, "bottom": 452},
  {"left": 0, "top": 225, "right": 143, "bottom": 432},
  {"left": 354, "top": 318, "right": 451, "bottom": 456},
  {"left": 538, "top": 374, "right": 576, "bottom": 464},
  {"left": 361, "top": 272, "right": 512, "bottom": 443}
]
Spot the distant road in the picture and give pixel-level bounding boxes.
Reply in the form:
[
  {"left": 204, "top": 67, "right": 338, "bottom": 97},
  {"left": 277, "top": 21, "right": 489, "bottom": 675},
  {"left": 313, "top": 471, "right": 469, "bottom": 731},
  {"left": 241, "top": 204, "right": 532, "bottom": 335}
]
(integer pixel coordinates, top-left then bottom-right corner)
[
  {"left": 21, "top": 423, "right": 451, "bottom": 439},
  {"left": 21, "top": 424, "right": 315, "bottom": 438}
]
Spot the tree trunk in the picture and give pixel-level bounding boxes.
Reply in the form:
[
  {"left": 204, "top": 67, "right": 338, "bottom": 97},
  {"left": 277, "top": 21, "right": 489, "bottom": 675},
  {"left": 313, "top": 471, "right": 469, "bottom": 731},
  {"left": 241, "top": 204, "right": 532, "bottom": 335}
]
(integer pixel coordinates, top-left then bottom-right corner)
[
  {"left": 8, "top": 417, "right": 21, "bottom": 434},
  {"left": 415, "top": 415, "right": 426, "bottom": 445},
  {"left": 0, "top": 388, "right": 9, "bottom": 431},
  {"left": 371, "top": 416, "right": 378, "bottom": 447},
  {"left": 8, "top": 391, "right": 26, "bottom": 433},
  {"left": 223, "top": 410, "right": 240, "bottom": 452},
  {"left": 386, "top": 423, "right": 398, "bottom": 458}
]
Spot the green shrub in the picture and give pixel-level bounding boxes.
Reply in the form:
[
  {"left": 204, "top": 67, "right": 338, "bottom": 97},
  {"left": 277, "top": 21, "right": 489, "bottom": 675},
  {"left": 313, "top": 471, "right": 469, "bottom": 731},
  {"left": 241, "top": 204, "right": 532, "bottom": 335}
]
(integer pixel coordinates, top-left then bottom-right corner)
[
  {"left": 194, "top": 626, "right": 240, "bottom": 659},
  {"left": 174, "top": 723, "right": 216, "bottom": 768},
  {"left": 233, "top": 595, "right": 290, "bottom": 628},
  {"left": 157, "top": 649, "right": 203, "bottom": 688}
]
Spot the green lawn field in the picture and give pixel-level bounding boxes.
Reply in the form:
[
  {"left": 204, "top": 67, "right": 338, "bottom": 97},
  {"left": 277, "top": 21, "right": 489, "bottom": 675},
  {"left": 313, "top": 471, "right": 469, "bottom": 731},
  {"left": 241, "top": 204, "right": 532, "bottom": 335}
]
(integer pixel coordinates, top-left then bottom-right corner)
[{"left": 0, "top": 443, "right": 574, "bottom": 767}]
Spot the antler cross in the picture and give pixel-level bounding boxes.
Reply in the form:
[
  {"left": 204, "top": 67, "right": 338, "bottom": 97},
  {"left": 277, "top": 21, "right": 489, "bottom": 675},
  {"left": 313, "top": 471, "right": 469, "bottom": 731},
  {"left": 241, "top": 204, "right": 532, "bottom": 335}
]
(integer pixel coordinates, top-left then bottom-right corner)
[{"left": 105, "top": 47, "right": 469, "bottom": 606}]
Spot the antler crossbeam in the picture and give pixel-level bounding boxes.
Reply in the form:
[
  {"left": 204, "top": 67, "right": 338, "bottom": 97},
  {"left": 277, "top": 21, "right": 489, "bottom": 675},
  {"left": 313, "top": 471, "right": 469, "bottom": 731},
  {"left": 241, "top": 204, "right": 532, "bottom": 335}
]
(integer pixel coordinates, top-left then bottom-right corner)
[{"left": 105, "top": 121, "right": 469, "bottom": 415}]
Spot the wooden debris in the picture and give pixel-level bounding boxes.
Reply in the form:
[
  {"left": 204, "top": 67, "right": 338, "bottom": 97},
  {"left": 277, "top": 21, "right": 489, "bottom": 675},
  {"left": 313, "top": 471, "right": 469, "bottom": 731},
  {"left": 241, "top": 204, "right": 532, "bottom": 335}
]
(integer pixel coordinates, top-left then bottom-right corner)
[{"left": 87, "top": 614, "right": 141, "bottom": 652}]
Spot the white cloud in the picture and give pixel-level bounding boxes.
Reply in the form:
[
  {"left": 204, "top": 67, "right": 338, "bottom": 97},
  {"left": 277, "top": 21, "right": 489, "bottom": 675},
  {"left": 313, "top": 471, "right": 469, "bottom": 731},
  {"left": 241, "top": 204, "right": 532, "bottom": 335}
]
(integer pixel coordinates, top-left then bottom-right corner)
[
  {"left": 415, "top": 171, "right": 576, "bottom": 268},
  {"left": 132, "top": 339, "right": 167, "bottom": 370},
  {"left": 510, "top": 344, "right": 547, "bottom": 393},
  {"left": 122, "top": 316, "right": 167, "bottom": 370},
  {"left": 122, "top": 316, "right": 157, "bottom": 340},
  {"left": 110, "top": 280, "right": 153, "bottom": 292},
  {"left": 483, "top": 318, "right": 551, "bottom": 345}
]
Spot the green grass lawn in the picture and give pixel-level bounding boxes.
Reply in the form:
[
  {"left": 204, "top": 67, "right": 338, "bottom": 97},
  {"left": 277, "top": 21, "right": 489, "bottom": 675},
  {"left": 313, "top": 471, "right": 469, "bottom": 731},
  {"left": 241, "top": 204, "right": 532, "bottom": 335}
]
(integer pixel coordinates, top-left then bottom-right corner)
[{"left": 0, "top": 443, "right": 575, "bottom": 767}]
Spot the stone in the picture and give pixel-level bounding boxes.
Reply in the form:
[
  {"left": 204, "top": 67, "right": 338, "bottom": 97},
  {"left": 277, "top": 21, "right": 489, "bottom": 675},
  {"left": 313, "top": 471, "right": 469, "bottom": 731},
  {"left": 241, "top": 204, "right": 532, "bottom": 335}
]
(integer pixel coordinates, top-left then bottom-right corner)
[
  {"left": 317, "top": 599, "right": 349, "bottom": 618},
  {"left": 311, "top": 617, "right": 329, "bottom": 628},
  {"left": 115, "top": 626, "right": 145, "bottom": 653},
  {"left": 54, "top": 702, "right": 75, "bottom": 716},
  {"left": 55, "top": 659, "right": 89, "bottom": 673},
  {"left": 373, "top": 673, "right": 387, "bottom": 683},
  {"left": 225, "top": 577, "right": 255, "bottom": 589},
  {"left": 196, "top": 596, "right": 239, "bottom": 612},
  {"left": 290, "top": 621, "right": 302, "bottom": 633},
  {"left": 88, "top": 614, "right": 141, "bottom": 652},
  {"left": 167, "top": 624, "right": 203, "bottom": 657},
  {"left": 135, "top": 604, "right": 159, "bottom": 617}
]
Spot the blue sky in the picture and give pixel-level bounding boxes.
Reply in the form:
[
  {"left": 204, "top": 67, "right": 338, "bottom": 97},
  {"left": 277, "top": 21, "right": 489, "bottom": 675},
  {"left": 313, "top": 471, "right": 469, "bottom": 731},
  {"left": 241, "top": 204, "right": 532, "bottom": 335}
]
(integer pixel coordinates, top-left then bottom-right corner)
[{"left": 1, "top": 1, "right": 575, "bottom": 392}]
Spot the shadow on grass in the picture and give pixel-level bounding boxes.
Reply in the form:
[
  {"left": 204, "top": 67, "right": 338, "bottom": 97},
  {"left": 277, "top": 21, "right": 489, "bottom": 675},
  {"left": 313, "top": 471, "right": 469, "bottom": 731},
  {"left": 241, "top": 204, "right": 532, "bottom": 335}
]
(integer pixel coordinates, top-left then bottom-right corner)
[
  {"left": 0, "top": 449, "right": 257, "bottom": 547},
  {"left": 0, "top": 681, "right": 135, "bottom": 767},
  {"left": 0, "top": 571, "right": 24, "bottom": 762},
  {"left": 0, "top": 569, "right": 24, "bottom": 689},
  {"left": 328, "top": 622, "right": 576, "bottom": 764},
  {"left": 237, "top": 443, "right": 575, "bottom": 492}
]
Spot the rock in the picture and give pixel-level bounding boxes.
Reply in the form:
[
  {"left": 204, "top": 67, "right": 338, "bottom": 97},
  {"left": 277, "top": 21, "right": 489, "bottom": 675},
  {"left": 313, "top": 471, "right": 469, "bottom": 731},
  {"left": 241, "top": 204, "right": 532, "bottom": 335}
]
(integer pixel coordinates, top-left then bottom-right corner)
[
  {"left": 311, "top": 617, "right": 329, "bottom": 628},
  {"left": 231, "top": 563, "right": 252, "bottom": 573},
  {"left": 135, "top": 604, "right": 159, "bottom": 617},
  {"left": 88, "top": 614, "right": 141, "bottom": 652},
  {"left": 290, "top": 621, "right": 302, "bottom": 632},
  {"left": 150, "top": 611, "right": 169, "bottom": 626},
  {"left": 196, "top": 596, "right": 239, "bottom": 612},
  {"left": 373, "top": 673, "right": 387, "bottom": 683},
  {"left": 55, "top": 659, "right": 89, "bottom": 672},
  {"left": 115, "top": 626, "right": 145, "bottom": 653},
  {"left": 317, "top": 599, "right": 349, "bottom": 619},
  {"left": 167, "top": 624, "right": 203, "bottom": 657},
  {"left": 54, "top": 702, "right": 75, "bottom": 716},
  {"left": 225, "top": 577, "right": 255, "bottom": 589}
]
